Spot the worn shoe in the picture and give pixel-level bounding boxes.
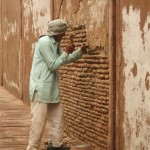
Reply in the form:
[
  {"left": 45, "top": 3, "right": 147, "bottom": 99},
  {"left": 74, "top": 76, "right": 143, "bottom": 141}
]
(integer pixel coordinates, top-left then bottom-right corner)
[{"left": 47, "top": 143, "right": 70, "bottom": 150}]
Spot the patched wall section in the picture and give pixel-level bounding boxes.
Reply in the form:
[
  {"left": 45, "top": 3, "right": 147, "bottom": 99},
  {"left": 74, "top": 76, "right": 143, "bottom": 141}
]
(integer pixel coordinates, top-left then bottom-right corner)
[
  {"left": 54, "top": 0, "right": 109, "bottom": 149},
  {"left": 119, "top": 1, "right": 150, "bottom": 149}
]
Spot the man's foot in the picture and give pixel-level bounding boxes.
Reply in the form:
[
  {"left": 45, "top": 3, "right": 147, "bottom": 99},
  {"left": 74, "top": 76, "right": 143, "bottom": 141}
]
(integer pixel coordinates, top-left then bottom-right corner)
[{"left": 47, "top": 143, "right": 70, "bottom": 150}]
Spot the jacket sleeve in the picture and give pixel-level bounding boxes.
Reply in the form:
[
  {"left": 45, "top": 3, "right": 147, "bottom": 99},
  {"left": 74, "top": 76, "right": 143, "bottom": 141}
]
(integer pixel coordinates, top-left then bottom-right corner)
[
  {"left": 39, "top": 40, "right": 69, "bottom": 72},
  {"left": 60, "top": 48, "right": 83, "bottom": 64}
]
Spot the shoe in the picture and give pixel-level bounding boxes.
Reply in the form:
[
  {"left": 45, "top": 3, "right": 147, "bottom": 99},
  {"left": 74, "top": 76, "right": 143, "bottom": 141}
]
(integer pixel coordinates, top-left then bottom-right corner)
[
  {"left": 47, "top": 143, "right": 70, "bottom": 150},
  {"left": 47, "top": 143, "right": 53, "bottom": 150}
]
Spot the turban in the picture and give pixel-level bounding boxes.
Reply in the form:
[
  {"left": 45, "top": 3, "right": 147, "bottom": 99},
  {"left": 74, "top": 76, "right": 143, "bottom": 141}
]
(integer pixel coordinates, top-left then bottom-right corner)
[{"left": 47, "top": 19, "right": 68, "bottom": 36}]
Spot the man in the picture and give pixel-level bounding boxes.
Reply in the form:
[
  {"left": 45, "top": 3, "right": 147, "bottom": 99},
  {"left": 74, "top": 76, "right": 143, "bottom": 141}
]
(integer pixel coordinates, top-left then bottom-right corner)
[{"left": 26, "top": 19, "right": 88, "bottom": 150}]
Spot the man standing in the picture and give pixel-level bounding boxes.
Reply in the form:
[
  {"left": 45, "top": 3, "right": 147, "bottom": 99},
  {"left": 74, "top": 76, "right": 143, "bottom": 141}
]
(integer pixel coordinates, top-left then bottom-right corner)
[{"left": 26, "top": 19, "right": 88, "bottom": 150}]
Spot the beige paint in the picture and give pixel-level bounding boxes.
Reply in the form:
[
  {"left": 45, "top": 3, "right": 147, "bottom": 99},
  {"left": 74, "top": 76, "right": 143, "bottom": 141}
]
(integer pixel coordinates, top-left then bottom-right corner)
[
  {"left": 23, "top": 0, "right": 51, "bottom": 40},
  {"left": 122, "top": 6, "right": 150, "bottom": 149}
]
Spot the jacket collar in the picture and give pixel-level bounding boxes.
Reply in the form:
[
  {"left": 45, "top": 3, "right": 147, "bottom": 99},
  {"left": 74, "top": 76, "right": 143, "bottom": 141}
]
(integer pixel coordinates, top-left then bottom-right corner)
[{"left": 51, "top": 36, "right": 58, "bottom": 45}]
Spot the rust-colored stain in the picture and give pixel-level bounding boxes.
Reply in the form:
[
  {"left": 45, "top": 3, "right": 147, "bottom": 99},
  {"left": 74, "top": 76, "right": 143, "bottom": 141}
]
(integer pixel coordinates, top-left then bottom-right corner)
[
  {"left": 145, "top": 72, "right": 150, "bottom": 90},
  {"left": 131, "top": 62, "right": 137, "bottom": 77},
  {"left": 142, "top": 92, "right": 145, "bottom": 102},
  {"left": 146, "top": 117, "right": 150, "bottom": 126}
]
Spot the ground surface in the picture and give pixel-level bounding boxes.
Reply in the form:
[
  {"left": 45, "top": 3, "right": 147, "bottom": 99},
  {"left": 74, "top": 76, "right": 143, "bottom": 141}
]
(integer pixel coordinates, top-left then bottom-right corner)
[
  {"left": 0, "top": 86, "right": 51, "bottom": 150},
  {"left": 0, "top": 86, "right": 90, "bottom": 150}
]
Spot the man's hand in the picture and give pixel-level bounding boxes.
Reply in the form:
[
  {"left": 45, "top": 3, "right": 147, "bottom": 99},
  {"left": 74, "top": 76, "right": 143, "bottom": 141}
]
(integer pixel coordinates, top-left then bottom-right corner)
[
  {"left": 65, "top": 43, "right": 75, "bottom": 54},
  {"left": 81, "top": 44, "right": 89, "bottom": 53}
]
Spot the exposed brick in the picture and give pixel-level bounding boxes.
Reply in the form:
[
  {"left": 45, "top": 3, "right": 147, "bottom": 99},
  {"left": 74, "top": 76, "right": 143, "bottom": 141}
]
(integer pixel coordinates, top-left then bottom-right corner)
[{"left": 59, "top": 25, "right": 109, "bottom": 149}]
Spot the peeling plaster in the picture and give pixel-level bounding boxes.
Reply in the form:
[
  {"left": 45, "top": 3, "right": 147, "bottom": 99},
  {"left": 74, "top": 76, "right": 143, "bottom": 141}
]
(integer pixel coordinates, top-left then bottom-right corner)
[
  {"left": 122, "top": 6, "right": 150, "bottom": 149},
  {"left": 3, "top": 18, "right": 17, "bottom": 41},
  {"left": 23, "top": 0, "right": 50, "bottom": 39}
]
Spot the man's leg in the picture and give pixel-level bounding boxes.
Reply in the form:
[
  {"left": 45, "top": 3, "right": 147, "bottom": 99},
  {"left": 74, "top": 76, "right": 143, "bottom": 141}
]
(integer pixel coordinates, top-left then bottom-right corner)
[
  {"left": 26, "top": 100, "right": 48, "bottom": 150},
  {"left": 48, "top": 103, "right": 64, "bottom": 147}
]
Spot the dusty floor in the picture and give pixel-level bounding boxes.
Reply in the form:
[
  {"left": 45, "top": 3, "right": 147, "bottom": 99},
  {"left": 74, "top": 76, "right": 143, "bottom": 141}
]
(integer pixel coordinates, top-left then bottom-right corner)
[
  {"left": 0, "top": 86, "right": 79, "bottom": 150},
  {"left": 0, "top": 86, "right": 47, "bottom": 149}
]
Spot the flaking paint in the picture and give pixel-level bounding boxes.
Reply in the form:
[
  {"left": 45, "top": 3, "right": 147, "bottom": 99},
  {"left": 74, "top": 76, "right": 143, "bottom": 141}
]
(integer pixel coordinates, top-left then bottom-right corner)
[
  {"left": 122, "top": 6, "right": 150, "bottom": 149},
  {"left": 3, "top": 18, "right": 17, "bottom": 41},
  {"left": 23, "top": 0, "right": 50, "bottom": 39}
]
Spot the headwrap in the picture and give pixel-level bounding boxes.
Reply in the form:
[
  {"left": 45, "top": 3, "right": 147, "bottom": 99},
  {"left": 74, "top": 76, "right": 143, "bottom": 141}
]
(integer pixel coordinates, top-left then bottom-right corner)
[{"left": 47, "top": 19, "right": 68, "bottom": 36}]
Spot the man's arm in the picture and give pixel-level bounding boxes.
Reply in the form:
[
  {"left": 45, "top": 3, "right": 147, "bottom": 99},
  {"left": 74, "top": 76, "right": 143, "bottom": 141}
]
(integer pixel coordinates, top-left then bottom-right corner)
[
  {"left": 61, "top": 44, "right": 89, "bottom": 64},
  {"left": 39, "top": 40, "right": 69, "bottom": 72}
]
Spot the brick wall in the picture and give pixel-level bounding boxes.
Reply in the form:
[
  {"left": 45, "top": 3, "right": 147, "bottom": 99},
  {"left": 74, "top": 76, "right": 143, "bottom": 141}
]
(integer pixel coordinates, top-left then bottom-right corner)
[
  {"left": 59, "top": 26, "right": 109, "bottom": 149},
  {"left": 54, "top": 0, "right": 110, "bottom": 148}
]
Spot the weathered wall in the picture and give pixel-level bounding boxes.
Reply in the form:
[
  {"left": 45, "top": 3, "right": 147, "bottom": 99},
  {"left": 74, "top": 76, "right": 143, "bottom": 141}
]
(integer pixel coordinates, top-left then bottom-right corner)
[
  {"left": 1, "top": 0, "right": 150, "bottom": 149},
  {"left": 54, "top": 0, "right": 109, "bottom": 149},
  {"left": 22, "top": 0, "right": 51, "bottom": 103},
  {"left": 1, "top": 0, "right": 22, "bottom": 98},
  {"left": 118, "top": 0, "right": 150, "bottom": 149},
  {"left": 0, "top": 0, "right": 51, "bottom": 102},
  {"left": 0, "top": 0, "right": 115, "bottom": 149}
]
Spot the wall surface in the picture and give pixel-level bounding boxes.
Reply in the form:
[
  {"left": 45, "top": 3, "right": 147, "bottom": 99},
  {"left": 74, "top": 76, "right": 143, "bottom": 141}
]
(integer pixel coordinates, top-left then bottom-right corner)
[
  {"left": 118, "top": 0, "right": 150, "bottom": 149},
  {"left": 22, "top": 0, "right": 51, "bottom": 103},
  {"left": 1, "top": 0, "right": 22, "bottom": 98},
  {"left": 0, "top": 0, "right": 115, "bottom": 149},
  {"left": 54, "top": 0, "right": 110, "bottom": 149},
  {"left": 0, "top": 0, "right": 51, "bottom": 102},
  {"left": 1, "top": 0, "right": 150, "bottom": 150}
]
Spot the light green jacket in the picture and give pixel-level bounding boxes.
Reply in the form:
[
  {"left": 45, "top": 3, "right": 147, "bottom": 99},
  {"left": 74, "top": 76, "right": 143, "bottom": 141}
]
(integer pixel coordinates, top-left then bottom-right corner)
[{"left": 29, "top": 35, "right": 83, "bottom": 103}]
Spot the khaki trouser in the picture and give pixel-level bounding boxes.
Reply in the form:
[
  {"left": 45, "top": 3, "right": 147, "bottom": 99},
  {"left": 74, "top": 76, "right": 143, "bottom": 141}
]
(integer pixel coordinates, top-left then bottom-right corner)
[{"left": 26, "top": 97, "right": 64, "bottom": 150}]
